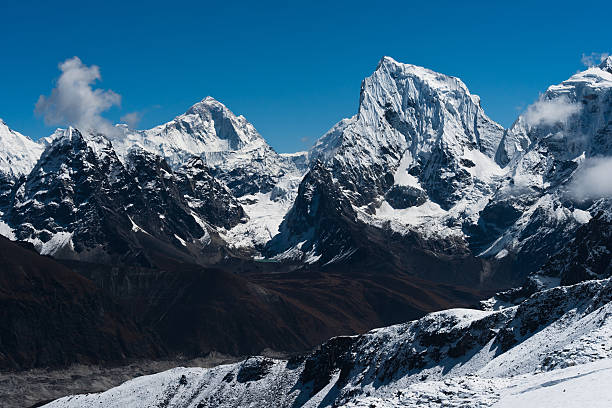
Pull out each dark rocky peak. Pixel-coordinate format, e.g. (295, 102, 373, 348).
(599, 55, 612, 74)
(175, 157, 247, 230)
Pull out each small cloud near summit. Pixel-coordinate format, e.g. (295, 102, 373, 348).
(120, 112, 143, 128)
(523, 95, 581, 127)
(581, 52, 610, 67)
(35, 56, 121, 136)
(569, 157, 612, 200)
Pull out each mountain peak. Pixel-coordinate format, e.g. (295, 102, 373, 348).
(377, 55, 399, 67)
(187, 96, 229, 115)
(0, 119, 44, 177)
(599, 55, 612, 73)
(202, 95, 221, 104)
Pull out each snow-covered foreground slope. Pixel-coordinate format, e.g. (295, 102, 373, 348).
(344, 358, 612, 407)
(44, 277, 612, 407)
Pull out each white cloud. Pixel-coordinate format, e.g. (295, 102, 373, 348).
(35, 56, 121, 136)
(581, 52, 610, 67)
(120, 111, 143, 128)
(523, 96, 581, 128)
(569, 157, 612, 200)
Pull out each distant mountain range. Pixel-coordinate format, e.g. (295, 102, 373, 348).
(1, 56, 611, 407)
(3, 56, 611, 285)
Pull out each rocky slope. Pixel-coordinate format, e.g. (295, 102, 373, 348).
(0, 235, 162, 370)
(43, 275, 612, 407)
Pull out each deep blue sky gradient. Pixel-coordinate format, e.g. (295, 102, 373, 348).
(1, 0, 610, 152)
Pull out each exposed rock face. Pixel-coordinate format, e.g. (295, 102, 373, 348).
(0, 236, 161, 370)
(269, 57, 507, 282)
(175, 157, 247, 229)
(4, 128, 245, 266)
(384, 185, 428, 209)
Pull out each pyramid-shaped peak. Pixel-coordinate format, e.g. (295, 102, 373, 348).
(598, 55, 612, 73)
(187, 96, 230, 114)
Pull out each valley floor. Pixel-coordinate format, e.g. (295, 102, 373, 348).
(0, 354, 246, 408)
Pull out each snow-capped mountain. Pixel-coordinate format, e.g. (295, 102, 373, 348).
(0, 119, 45, 237)
(268, 56, 507, 272)
(109, 97, 307, 249)
(1, 56, 610, 283)
(3, 127, 245, 265)
(473, 56, 612, 274)
(43, 275, 612, 407)
(0, 118, 44, 178)
(268, 56, 612, 285)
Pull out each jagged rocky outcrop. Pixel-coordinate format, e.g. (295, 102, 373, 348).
(3, 128, 246, 266)
(536, 199, 612, 286)
(491, 197, 612, 306)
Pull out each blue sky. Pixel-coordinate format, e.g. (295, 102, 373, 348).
(0, 0, 610, 152)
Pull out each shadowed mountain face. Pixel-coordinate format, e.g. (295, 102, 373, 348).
(0, 232, 483, 370)
(0, 236, 162, 370)
(62, 257, 484, 357)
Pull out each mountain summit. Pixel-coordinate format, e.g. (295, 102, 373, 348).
(269, 56, 506, 276)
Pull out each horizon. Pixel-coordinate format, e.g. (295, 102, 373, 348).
(1, 0, 611, 153)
